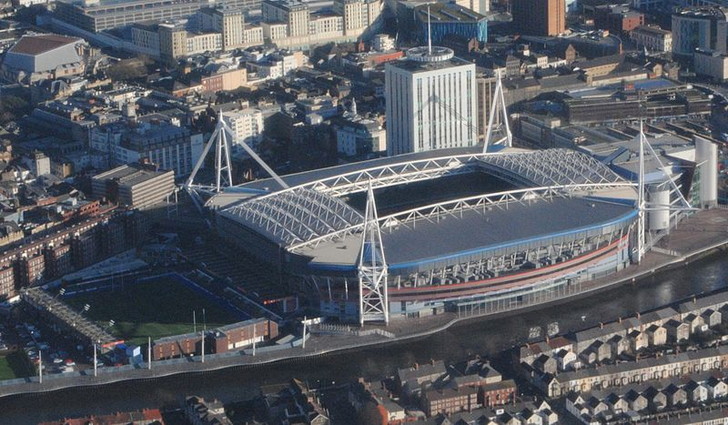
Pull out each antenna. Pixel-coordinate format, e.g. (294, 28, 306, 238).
(427, 4, 432, 55)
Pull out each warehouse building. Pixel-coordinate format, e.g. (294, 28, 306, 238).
(0, 34, 89, 83)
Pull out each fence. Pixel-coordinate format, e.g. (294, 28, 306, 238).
(310, 324, 395, 339)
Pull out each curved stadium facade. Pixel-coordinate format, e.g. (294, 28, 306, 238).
(208, 148, 640, 321)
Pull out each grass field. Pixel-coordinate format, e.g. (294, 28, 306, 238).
(64, 276, 240, 346)
(0, 352, 33, 380)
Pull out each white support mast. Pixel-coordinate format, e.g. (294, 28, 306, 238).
(483, 73, 512, 153)
(634, 122, 694, 264)
(427, 5, 432, 55)
(636, 121, 646, 264)
(358, 182, 389, 326)
(186, 112, 233, 192)
(184, 112, 289, 210)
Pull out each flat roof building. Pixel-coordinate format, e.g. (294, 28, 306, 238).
(672, 7, 728, 56)
(413, 3, 487, 45)
(91, 164, 175, 210)
(262, 0, 310, 37)
(512, 0, 565, 36)
(385, 46, 477, 155)
(1, 34, 88, 83)
(54, 0, 257, 33)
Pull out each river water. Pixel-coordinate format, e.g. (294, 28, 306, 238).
(1, 253, 727, 424)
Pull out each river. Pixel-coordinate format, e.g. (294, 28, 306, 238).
(1, 252, 727, 424)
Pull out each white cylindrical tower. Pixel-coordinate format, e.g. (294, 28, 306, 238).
(695, 135, 718, 208)
(648, 184, 670, 231)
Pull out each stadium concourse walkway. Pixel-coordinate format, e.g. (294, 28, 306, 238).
(0, 209, 728, 397)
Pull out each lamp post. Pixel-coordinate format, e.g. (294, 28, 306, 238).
(148, 336, 152, 371)
(302, 316, 307, 350)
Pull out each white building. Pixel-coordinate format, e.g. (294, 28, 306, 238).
(260, 0, 381, 47)
(631, 25, 672, 52)
(261, 22, 289, 42)
(694, 49, 728, 81)
(244, 25, 265, 45)
(186, 32, 223, 55)
(372, 33, 395, 52)
(454, 0, 489, 14)
(335, 115, 386, 156)
(672, 7, 728, 56)
(198, 8, 245, 50)
(16, 0, 51, 6)
(310, 15, 344, 41)
(385, 46, 477, 155)
(22, 152, 52, 177)
(333, 0, 381, 37)
(262, 0, 310, 37)
(222, 108, 264, 150)
(89, 119, 203, 177)
(244, 49, 308, 80)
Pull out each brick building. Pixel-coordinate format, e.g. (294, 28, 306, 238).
(211, 318, 279, 353)
(480, 380, 517, 407)
(153, 332, 202, 360)
(153, 318, 279, 360)
(595, 5, 645, 35)
(423, 386, 479, 417)
(0, 211, 148, 301)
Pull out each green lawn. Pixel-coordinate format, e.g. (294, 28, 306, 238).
(64, 276, 240, 346)
(0, 351, 33, 380)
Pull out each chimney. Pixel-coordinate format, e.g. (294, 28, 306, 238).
(618, 317, 622, 323)
(637, 312, 641, 319)
(546, 335, 550, 343)
(600, 322, 604, 329)
(414, 362, 419, 370)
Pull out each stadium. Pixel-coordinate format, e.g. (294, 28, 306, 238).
(205, 147, 648, 323)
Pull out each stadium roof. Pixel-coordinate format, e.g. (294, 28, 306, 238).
(214, 149, 632, 252)
(225, 146, 485, 194)
(298, 196, 635, 273)
(218, 187, 363, 246)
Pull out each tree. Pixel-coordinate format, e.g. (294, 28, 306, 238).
(356, 401, 385, 425)
(0, 95, 30, 125)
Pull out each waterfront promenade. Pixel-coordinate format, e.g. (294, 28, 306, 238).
(0, 209, 727, 398)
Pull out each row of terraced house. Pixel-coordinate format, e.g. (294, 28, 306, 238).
(0, 210, 148, 301)
(519, 291, 728, 375)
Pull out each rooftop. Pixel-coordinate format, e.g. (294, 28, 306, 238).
(415, 2, 486, 23)
(388, 49, 473, 72)
(92, 164, 173, 186)
(8, 34, 82, 56)
(299, 196, 635, 271)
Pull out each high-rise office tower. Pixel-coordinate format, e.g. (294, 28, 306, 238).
(385, 44, 477, 156)
(511, 0, 565, 36)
